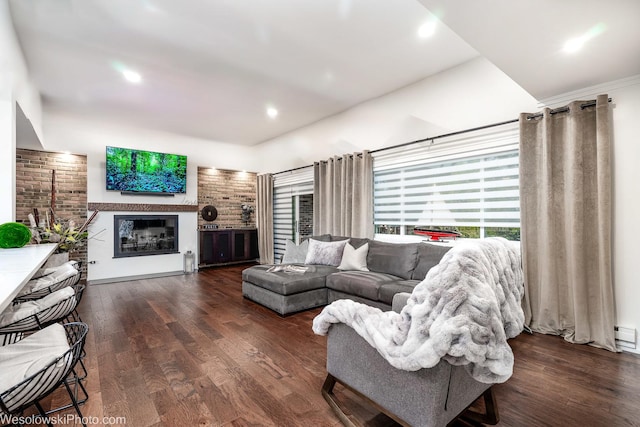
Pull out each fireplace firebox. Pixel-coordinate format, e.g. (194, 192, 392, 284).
(114, 215, 179, 258)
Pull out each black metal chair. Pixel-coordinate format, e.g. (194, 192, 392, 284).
(0, 285, 88, 381)
(13, 262, 82, 303)
(0, 322, 89, 427)
(0, 285, 85, 335)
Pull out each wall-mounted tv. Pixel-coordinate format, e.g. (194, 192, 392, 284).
(106, 146, 187, 194)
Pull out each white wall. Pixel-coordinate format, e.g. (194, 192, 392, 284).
(0, 99, 14, 224)
(254, 58, 540, 172)
(0, 2, 43, 223)
(43, 110, 259, 282)
(610, 79, 640, 353)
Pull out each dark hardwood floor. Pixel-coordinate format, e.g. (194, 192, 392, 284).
(38, 265, 640, 426)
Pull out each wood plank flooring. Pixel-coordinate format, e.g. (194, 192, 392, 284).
(35, 265, 640, 426)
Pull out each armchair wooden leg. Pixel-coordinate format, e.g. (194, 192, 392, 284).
(457, 387, 500, 426)
(321, 374, 358, 427)
(321, 373, 413, 427)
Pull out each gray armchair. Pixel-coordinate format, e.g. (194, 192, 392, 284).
(321, 293, 499, 427)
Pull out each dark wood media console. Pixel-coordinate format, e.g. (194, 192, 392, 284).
(199, 228, 259, 268)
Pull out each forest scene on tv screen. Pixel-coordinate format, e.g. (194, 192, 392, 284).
(106, 146, 187, 193)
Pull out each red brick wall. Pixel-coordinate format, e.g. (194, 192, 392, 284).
(197, 167, 257, 229)
(16, 149, 88, 273)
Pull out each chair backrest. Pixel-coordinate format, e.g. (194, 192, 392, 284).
(14, 267, 81, 302)
(0, 285, 85, 334)
(0, 322, 88, 415)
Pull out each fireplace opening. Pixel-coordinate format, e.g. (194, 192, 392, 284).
(114, 214, 179, 258)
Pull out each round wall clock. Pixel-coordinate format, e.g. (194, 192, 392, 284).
(201, 205, 218, 222)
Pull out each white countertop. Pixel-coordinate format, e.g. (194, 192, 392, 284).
(0, 243, 58, 313)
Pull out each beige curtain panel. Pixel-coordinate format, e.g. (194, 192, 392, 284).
(519, 94, 616, 351)
(313, 151, 374, 238)
(256, 173, 275, 264)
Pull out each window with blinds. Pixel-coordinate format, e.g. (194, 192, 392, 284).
(373, 124, 520, 240)
(273, 167, 314, 262)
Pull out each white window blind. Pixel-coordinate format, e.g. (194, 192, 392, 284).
(273, 167, 314, 261)
(373, 124, 520, 238)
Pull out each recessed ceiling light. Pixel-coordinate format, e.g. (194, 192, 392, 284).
(266, 107, 278, 119)
(122, 69, 142, 84)
(418, 21, 436, 38)
(563, 36, 586, 53)
(110, 61, 143, 84)
(563, 23, 606, 54)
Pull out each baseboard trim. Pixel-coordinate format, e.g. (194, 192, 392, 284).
(88, 270, 185, 285)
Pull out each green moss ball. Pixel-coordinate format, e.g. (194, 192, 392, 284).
(0, 222, 32, 249)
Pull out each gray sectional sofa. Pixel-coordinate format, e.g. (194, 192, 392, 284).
(241, 235, 452, 315)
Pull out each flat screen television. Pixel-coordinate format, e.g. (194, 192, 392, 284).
(106, 146, 187, 194)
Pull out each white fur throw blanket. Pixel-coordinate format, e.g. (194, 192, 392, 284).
(312, 237, 525, 384)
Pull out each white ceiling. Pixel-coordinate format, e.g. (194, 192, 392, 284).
(418, 0, 640, 100)
(9, 0, 479, 145)
(9, 0, 640, 146)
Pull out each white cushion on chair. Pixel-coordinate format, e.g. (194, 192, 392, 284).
(32, 260, 79, 280)
(0, 287, 75, 328)
(0, 323, 70, 395)
(18, 262, 78, 296)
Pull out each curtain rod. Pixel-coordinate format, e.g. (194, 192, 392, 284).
(371, 98, 611, 154)
(369, 118, 519, 154)
(272, 164, 314, 176)
(525, 97, 611, 120)
(272, 154, 363, 176)
(272, 119, 517, 176)
(273, 97, 611, 175)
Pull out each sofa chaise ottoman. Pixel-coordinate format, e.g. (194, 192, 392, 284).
(241, 264, 337, 316)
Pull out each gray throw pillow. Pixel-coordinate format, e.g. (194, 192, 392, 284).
(305, 239, 349, 266)
(282, 239, 309, 264)
(411, 243, 453, 280)
(367, 240, 420, 279)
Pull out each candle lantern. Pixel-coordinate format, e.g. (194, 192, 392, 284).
(183, 250, 195, 273)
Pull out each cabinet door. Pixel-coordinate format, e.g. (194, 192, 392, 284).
(199, 231, 215, 265)
(212, 231, 232, 263)
(232, 230, 247, 261)
(249, 229, 259, 260)
(231, 229, 259, 261)
(199, 231, 232, 265)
